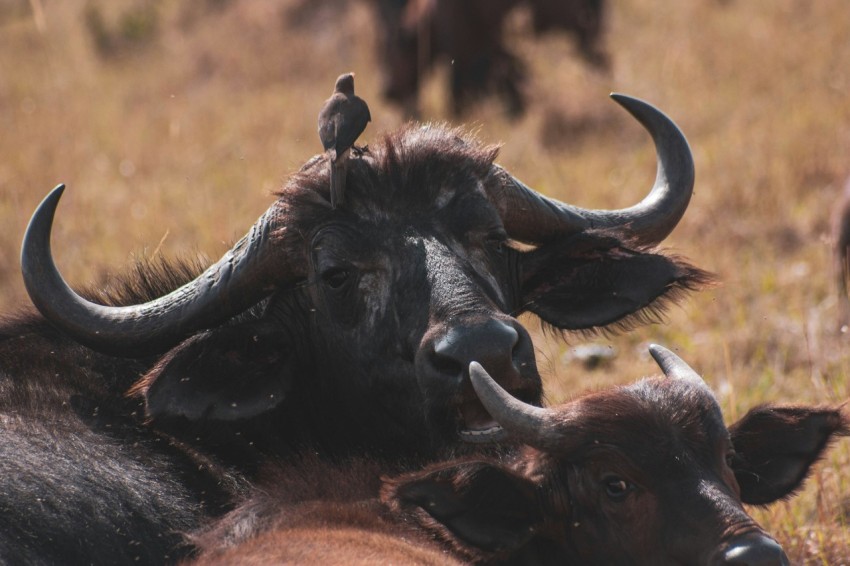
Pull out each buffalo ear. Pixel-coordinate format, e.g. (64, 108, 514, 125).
(132, 320, 293, 422)
(729, 405, 849, 505)
(382, 460, 542, 558)
(519, 233, 712, 331)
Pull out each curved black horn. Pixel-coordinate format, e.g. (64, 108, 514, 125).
(488, 93, 694, 246)
(468, 361, 563, 448)
(21, 184, 285, 357)
(648, 344, 707, 386)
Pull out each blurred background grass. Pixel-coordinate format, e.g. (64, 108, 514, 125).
(1, 0, 849, 561)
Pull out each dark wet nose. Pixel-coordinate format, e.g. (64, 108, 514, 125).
(716, 534, 789, 566)
(430, 319, 533, 385)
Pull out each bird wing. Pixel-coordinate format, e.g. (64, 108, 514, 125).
(333, 98, 371, 154)
(318, 118, 338, 153)
(318, 95, 345, 152)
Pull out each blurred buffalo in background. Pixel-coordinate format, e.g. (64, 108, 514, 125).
(371, 0, 608, 117)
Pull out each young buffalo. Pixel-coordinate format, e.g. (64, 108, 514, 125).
(191, 345, 847, 565)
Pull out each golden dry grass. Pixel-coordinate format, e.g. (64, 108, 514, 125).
(1, 0, 849, 561)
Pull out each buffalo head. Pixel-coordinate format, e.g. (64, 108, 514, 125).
(385, 345, 848, 565)
(21, 95, 711, 465)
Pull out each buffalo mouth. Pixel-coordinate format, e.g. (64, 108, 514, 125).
(457, 387, 538, 444)
(458, 398, 506, 443)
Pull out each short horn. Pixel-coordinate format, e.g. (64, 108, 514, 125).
(21, 184, 286, 358)
(468, 361, 562, 447)
(488, 93, 694, 247)
(648, 344, 706, 385)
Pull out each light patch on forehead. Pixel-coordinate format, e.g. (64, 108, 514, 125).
(433, 184, 457, 210)
(434, 178, 486, 211)
(359, 271, 391, 327)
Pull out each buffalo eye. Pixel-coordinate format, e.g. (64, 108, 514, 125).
(602, 475, 634, 502)
(725, 449, 736, 469)
(486, 230, 509, 255)
(321, 267, 352, 290)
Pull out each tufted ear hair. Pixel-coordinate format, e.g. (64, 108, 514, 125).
(729, 404, 849, 505)
(130, 319, 294, 423)
(381, 459, 543, 561)
(518, 232, 714, 333)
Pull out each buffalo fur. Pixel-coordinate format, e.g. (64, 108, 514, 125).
(188, 456, 466, 565)
(0, 257, 246, 564)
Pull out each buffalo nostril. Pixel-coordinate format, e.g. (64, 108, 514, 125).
(720, 535, 789, 566)
(431, 345, 465, 380)
(432, 320, 520, 381)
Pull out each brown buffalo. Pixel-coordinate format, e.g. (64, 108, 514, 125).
(190, 345, 847, 565)
(373, 0, 608, 118)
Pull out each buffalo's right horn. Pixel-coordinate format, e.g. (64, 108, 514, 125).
(468, 361, 563, 449)
(648, 344, 708, 388)
(21, 184, 288, 358)
(487, 93, 694, 247)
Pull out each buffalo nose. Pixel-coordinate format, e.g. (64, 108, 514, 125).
(431, 319, 529, 384)
(717, 534, 789, 566)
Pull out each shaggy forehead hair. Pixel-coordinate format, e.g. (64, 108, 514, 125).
(279, 123, 502, 216)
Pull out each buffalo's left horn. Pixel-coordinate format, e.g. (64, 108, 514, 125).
(648, 344, 707, 386)
(468, 361, 563, 448)
(21, 184, 287, 357)
(487, 93, 694, 247)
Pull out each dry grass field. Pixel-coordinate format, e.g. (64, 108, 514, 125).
(1, 0, 849, 561)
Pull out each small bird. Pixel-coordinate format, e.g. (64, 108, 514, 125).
(317, 73, 371, 208)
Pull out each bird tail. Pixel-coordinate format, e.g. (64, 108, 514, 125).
(330, 158, 347, 208)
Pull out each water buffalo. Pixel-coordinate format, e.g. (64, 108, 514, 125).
(3, 94, 708, 562)
(373, 0, 607, 117)
(190, 346, 847, 565)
